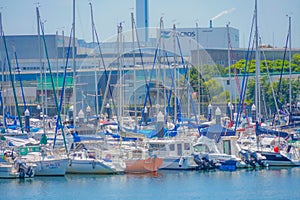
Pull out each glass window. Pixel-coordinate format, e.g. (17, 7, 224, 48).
(169, 144, 175, 151)
(184, 143, 190, 150)
(223, 140, 231, 155)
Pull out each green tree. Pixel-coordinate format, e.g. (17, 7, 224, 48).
(292, 53, 300, 66)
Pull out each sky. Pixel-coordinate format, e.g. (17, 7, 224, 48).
(1, 0, 299, 48)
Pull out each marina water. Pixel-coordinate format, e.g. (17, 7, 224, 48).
(1, 167, 300, 199)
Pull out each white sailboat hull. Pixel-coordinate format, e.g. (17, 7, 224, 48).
(33, 158, 68, 176)
(66, 158, 125, 174)
(159, 156, 197, 170)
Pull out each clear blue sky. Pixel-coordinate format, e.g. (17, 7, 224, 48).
(1, 0, 299, 48)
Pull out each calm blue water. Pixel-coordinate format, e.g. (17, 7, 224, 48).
(1, 167, 300, 200)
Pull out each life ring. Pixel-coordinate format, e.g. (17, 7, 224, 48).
(105, 154, 112, 160)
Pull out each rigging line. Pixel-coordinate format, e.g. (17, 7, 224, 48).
(176, 35, 199, 127)
(0, 90, 7, 128)
(260, 40, 280, 121)
(234, 13, 255, 132)
(2, 33, 24, 133)
(141, 41, 160, 120)
(133, 21, 152, 108)
(235, 17, 255, 130)
(0, 58, 6, 128)
(272, 31, 289, 125)
(228, 27, 242, 95)
(93, 27, 111, 115)
(240, 39, 255, 126)
(228, 23, 252, 125)
(53, 27, 73, 149)
(14, 51, 27, 111)
(165, 51, 176, 122)
(94, 25, 120, 129)
(39, 13, 67, 153)
(94, 33, 114, 116)
(0, 57, 6, 90)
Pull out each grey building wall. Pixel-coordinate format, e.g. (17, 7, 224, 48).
(5, 35, 56, 59)
(2, 35, 76, 60)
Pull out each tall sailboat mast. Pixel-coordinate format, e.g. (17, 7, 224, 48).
(227, 22, 232, 104)
(288, 16, 292, 112)
(89, 2, 99, 117)
(0, 12, 5, 122)
(173, 24, 177, 123)
(131, 12, 137, 125)
(254, 0, 261, 122)
(72, 0, 77, 128)
(117, 22, 123, 123)
(36, 7, 45, 132)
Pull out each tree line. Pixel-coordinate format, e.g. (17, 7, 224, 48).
(188, 54, 300, 117)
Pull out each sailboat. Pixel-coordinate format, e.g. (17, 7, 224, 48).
(15, 7, 70, 177)
(64, 2, 126, 174)
(66, 144, 126, 174)
(241, 0, 300, 167)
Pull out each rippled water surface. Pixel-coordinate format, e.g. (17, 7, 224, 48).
(1, 167, 300, 200)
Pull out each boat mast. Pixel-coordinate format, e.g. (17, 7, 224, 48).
(227, 22, 232, 105)
(288, 16, 292, 113)
(36, 7, 45, 132)
(0, 12, 5, 124)
(173, 24, 177, 123)
(117, 22, 123, 124)
(161, 17, 167, 118)
(254, 0, 261, 123)
(72, 0, 77, 128)
(196, 22, 201, 117)
(89, 2, 99, 118)
(131, 12, 137, 126)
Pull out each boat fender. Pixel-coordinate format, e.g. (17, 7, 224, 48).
(69, 160, 72, 167)
(179, 156, 184, 167)
(274, 146, 279, 153)
(106, 154, 112, 160)
(92, 160, 96, 169)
